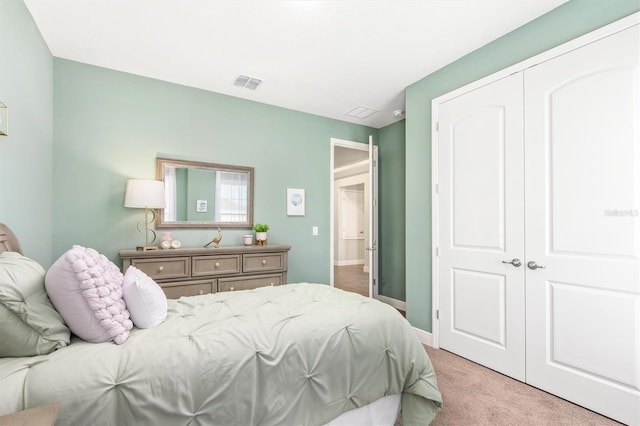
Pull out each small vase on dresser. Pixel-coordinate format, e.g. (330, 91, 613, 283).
(255, 232, 267, 245)
(252, 223, 270, 246)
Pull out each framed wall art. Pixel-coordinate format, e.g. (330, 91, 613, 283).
(287, 188, 305, 216)
(196, 200, 208, 213)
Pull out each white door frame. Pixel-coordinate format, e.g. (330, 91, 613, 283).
(367, 135, 379, 299)
(431, 11, 640, 349)
(330, 137, 378, 298)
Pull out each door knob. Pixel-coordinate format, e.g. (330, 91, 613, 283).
(527, 261, 546, 270)
(501, 258, 521, 267)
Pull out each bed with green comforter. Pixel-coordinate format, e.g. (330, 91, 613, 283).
(0, 283, 442, 425)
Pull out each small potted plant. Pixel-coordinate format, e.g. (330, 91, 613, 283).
(253, 223, 270, 246)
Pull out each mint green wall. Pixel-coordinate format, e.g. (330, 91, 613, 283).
(377, 119, 406, 301)
(405, 0, 640, 332)
(0, 0, 53, 266)
(53, 59, 375, 282)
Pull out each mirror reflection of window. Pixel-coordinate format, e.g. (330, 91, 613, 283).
(215, 171, 248, 222)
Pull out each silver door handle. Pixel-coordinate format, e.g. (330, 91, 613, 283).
(501, 258, 521, 267)
(527, 261, 545, 270)
(366, 247, 377, 251)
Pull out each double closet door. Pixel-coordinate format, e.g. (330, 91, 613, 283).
(435, 22, 639, 425)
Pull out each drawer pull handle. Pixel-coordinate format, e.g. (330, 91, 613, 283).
(262, 259, 267, 265)
(158, 266, 164, 272)
(230, 287, 235, 291)
(270, 283, 274, 286)
(215, 262, 220, 268)
(198, 290, 204, 295)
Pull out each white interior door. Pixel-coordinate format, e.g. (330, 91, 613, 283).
(436, 72, 526, 380)
(524, 25, 640, 425)
(340, 188, 364, 241)
(330, 137, 378, 299)
(368, 135, 379, 298)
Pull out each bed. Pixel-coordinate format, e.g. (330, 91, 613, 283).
(0, 223, 442, 425)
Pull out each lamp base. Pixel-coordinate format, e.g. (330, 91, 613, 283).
(136, 245, 159, 251)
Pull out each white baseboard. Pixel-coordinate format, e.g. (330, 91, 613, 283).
(377, 295, 406, 311)
(413, 327, 433, 347)
(334, 260, 365, 266)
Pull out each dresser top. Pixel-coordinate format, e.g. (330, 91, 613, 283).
(120, 244, 291, 259)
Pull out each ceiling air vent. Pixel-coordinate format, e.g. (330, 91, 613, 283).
(234, 75, 262, 90)
(345, 105, 378, 119)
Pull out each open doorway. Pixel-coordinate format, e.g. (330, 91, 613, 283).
(330, 138, 378, 298)
(335, 181, 367, 296)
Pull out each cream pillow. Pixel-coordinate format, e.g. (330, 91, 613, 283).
(45, 246, 133, 344)
(122, 266, 167, 328)
(0, 252, 70, 357)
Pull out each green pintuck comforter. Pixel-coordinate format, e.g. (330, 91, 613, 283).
(0, 283, 442, 425)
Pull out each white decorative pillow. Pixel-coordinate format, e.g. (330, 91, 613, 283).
(122, 266, 167, 328)
(45, 246, 133, 344)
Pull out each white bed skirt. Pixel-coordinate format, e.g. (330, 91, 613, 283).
(324, 394, 401, 426)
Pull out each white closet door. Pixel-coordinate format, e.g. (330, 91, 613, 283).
(437, 72, 526, 380)
(524, 25, 640, 425)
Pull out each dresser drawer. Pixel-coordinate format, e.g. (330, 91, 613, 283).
(131, 257, 190, 280)
(243, 253, 285, 273)
(192, 255, 241, 277)
(160, 280, 215, 299)
(218, 274, 283, 292)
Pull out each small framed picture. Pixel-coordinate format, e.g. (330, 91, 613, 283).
(196, 200, 208, 213)
(0, 102, 8, 136)
(287, 188, 305, 216)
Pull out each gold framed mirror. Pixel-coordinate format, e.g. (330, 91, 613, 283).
(156, 157, 254, 229)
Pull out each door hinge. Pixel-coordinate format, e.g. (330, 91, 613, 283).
(435, 246, 439, 256)
(436, 122, 439, 132)
(435, 183, 439, 194)
(436, 309, 440, 320)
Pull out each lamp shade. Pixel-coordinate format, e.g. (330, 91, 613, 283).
(124, 179, 166, 209)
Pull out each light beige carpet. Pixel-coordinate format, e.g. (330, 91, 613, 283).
(423, 346, 621, 425)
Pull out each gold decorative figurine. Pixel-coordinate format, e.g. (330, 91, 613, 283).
(204, 227, 222, 248)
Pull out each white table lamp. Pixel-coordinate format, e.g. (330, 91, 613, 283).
(124, 179, 166, 251)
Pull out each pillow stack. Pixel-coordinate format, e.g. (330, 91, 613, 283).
(0, 252, 70, 357)
(1, 244, 168, 353)
(45, 245, 168, 346)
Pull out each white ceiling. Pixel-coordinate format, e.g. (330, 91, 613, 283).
(24, 0, 568, 129)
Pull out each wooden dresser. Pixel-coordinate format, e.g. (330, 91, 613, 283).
(120, 245, 290, 298)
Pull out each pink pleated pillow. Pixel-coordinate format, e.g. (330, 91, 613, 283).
(45, 246, 133, 344)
